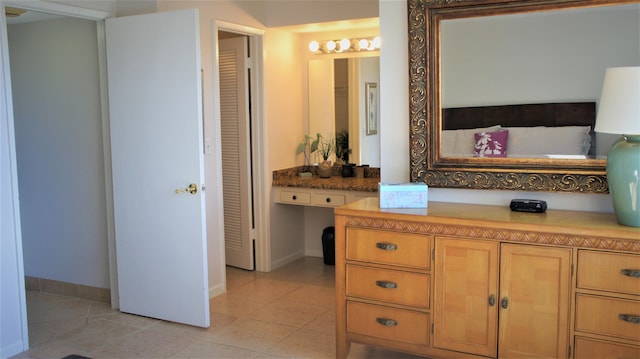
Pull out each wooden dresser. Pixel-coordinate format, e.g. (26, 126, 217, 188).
(334, 198, 640, 359)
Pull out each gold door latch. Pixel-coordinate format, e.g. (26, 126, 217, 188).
(175, 183, 198, 195)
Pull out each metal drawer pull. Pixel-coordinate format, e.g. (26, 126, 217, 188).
(376, 318, 398, 327)
(618, 314, 640, 324)
(376, 280, 398, 289)
(620, 269, 640, 278)
(488, 295, 495, 306)
(375, 242, 398, 251)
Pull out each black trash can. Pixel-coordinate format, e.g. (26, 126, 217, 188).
(321, 226, 335, 265)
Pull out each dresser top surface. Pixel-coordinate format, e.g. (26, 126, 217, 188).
(335, 198, 640, 241)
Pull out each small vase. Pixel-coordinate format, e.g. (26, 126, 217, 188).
(317, 161, 332, 178)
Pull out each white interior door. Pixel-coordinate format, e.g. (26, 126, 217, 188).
(106, 9, 209, 327)
(219, 36, 254, 270)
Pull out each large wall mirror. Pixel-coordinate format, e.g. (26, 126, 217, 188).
(308, 55, 380, 167)
(408, 0, 639, 193)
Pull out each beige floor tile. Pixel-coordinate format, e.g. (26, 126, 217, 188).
(27, 297, 90, 324)
(172, 339, 264, 358)
(90, 327, 191, 358)
(53, 318, 141, 353)
(209, 292, 272, 318)
(91, 311, 160, 329)
(302, 308, 335, 335)
(13, 342, 91, 359)
(229, 278, 303, 302)
(226, 266, 263, 290)
(268, 327, 335, 359)
(285, 284, 335, 308)
(207, 318, 297, 353)
(348, 342, 426, 359)
(250, 298, 328, 327)
(27, 317, 87, 347)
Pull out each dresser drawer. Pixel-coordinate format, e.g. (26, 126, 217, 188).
(278, 190, 311, 205)
(346, 265, 430, 308)
(311, 193, 346, 207)
(574, 337, 640, 359)
(575, 294, 640, 341)
(346, 228, 431, 269)
(578, 251, 640, 296)
(347, 301, 429, 346)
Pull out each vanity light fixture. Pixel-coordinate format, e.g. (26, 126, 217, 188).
(308, 36, 381, 54)
(594, 66, 640, 227)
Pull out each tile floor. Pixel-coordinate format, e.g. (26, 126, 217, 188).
(11, 257, 422, 359)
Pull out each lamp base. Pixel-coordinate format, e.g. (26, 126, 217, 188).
(607, 135, 640, 227)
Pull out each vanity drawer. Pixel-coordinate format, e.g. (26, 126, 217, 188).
(346, 265, 429, 308)
(574, 337, 640, 359)
(575, 294, 640, 341)
(278, 190, 311, 205)
(311, 193, 346, 207)
(347, 301, 429, 346)
(578, 251, 640, 296)
(346, 228, 431, 269)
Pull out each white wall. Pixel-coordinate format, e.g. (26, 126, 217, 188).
(8, 18, 109, 288)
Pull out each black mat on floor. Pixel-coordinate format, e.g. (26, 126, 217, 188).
(61, 355, 91, 359)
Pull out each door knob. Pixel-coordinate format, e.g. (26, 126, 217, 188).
(175, 183, 198, 195)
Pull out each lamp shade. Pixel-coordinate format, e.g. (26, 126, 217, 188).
(594, 67, 640, 135)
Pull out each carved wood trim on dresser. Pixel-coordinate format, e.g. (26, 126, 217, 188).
(334, 198, 640, 359)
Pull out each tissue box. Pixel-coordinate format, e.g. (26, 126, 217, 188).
(379, 182, 428, 208)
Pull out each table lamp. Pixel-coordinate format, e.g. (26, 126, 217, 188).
(594, 66, 640, 227)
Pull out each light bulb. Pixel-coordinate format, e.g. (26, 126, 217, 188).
(358, 39, 368, 51)
(308, 40, 320, 53)
(372, 36, 381, 49)
(339, 38, 351, 52)
(326, 40, 336, 52)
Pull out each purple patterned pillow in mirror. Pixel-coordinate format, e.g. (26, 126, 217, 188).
(474, 130, 509, 158)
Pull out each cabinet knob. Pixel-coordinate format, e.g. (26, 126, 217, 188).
(620, 269, 640, 278)
(292, 195, 297, 200)
(501, 297, 509, 309)
(326, 197, 331, 203)
(376, 280, 398, 289)
(488, 295, 496, 306)
(376, 317, 398, 327)
(375, 242, 398, 251)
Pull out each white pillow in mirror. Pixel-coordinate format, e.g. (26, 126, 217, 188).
(442, 125, 501, 157)
(505, 126, 591, 156)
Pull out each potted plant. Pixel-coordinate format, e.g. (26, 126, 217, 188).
(312, 133, 334, 178)
(335, 130, 349, 164)
(296, 133, 316, 176)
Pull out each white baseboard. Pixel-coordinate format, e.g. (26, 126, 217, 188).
(304, 249, 323, 258)
(209, 283, 225, 298)
(270, 251, 305, 271)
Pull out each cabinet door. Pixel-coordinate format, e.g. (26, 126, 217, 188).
(434, 237, 499, 357)
(499, 244, 572, 359)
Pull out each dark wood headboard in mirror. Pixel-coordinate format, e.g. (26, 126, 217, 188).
(407, 0, 638, 193)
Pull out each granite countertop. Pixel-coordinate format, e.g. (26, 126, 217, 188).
(272, 166, 379, 192)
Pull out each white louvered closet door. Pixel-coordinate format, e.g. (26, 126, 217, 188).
(219, 36, 254, 270)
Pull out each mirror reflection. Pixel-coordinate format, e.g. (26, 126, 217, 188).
(308, 56, 380, 167)
(439, 3, 639, 160)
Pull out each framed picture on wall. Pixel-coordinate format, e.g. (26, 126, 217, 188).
(366, 82, 378, 135)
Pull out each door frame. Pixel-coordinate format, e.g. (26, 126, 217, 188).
(212, 20, 271, 272)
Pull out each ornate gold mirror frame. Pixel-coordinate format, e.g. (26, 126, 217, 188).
(408, 0, 636, 193)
